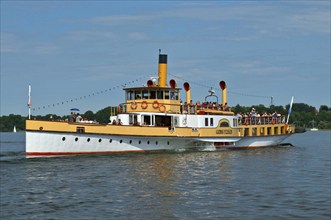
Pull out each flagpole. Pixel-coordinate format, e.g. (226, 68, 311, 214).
(286, 96, 294, 124)
(28, 85, 31, 119)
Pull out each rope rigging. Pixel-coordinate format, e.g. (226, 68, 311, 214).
(31, 75, 148, 111)
(168, 72, 272, 99)
(32, 72, 274, 112)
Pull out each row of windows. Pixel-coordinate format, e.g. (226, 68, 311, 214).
(205, 118, 214, 127)
(61, 137, 170, 145)
(204, 119, 235, 127)
(126, 89, 179, 101)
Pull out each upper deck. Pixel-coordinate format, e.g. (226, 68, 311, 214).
(119, 53, 234, 116)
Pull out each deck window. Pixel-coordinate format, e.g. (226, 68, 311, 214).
(170, 90, 175, 100)
(210, 118, 214, 126)
(155, 115, 171, 126)
(76, 127, 85, 133)
(157, 90, 164, 99)
(135, 90, 142, 100)
(150, 90, 156, 99)
(142, 90, 149, 99)
(205, 118, 209, 126)
(220, 121, 229, 127)
(129, 114, 133, 125)
(165, 91, 170, 99)
(142, 115, 151, 125)
(127, 91, 134, 100)
(233, 119, 238, 127)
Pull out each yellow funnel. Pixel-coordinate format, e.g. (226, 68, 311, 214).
(158, 54, 167, 87)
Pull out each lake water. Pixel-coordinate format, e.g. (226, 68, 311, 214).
(0, 131, 330, 219)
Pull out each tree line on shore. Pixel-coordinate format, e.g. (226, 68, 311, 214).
(0, 103, 330, 132)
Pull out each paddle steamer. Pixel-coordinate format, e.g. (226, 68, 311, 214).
(26, 53, 295, 156)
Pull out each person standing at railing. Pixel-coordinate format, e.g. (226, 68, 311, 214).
(196, 101, 201, 111)
(76, 113, 82, 122)
(250, 108, 256, 124)
(223, 103, 229, 111)
(190, 100, 195, 114)
(256, 112, 261, 124)
(277, 113, 282, 123)
(183, 102, 188, 114)
(272, 111, 277, 124)
(236, 112, 243, 125)
(69, 112, 75, 123)
(218, 103, 223, 111)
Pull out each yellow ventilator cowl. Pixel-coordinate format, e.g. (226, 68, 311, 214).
(219, 81, 227, 106)
(169, 79, 177, 88)
(184, 82, 191, 104)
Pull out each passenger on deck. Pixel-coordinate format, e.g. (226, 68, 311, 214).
(212, 102, 216, 110)
(201, 102, 207, 109)
(76, 113, 82, 122)
(196, 101, 201, 110)
(223, 103, 229, 111)
(256, 112, 261, 124)
(236, 112, 242, 125)
(183, 102, 188, 114)
(69, 112, 75, 123)
(190, 100, 195, 114)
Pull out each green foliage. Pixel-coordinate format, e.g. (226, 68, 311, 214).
(0, 114, 26, 132)
(319, 105, 330, 112)
(83, 110, 95, 121)
(95, 107, 112, 124)
(1, 104, 330, 131)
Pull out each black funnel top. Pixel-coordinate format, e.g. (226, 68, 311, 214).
(159, 54, 167, 64)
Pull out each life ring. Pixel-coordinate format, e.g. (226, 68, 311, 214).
(131, 102, 137, 110)
(159, 105, 166, 113)
(141, 101, 148, 109)
(152, 100, 159, 109)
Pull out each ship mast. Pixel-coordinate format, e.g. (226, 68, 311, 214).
(28, 85, 32, 119)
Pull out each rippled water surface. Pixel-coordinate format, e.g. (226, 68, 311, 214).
(1, 131, 330, 219)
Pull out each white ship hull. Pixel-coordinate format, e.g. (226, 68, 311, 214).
(26, 131, 291, 156)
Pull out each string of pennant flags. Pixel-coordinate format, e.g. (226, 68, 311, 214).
(30, 72, 273, 112)
(30, 75, 151, 112)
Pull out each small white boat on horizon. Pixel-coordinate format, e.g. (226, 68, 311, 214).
(310, 120, 318, 131)
(13, 126, 17, 133)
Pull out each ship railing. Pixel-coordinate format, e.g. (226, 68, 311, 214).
(118, 102, 233, 115)
(239, 116, 286, 126)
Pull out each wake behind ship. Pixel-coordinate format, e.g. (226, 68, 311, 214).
(26, 53, 295, 156)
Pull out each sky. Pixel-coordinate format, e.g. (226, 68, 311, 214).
(1, 1, 330, 117)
